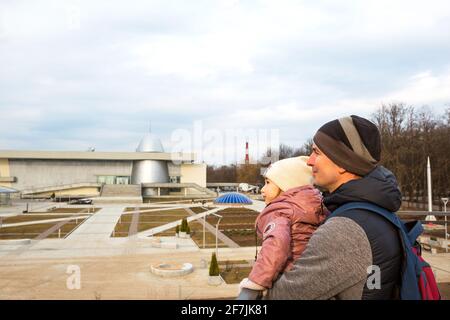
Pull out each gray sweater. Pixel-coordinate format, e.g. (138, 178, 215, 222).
(264, 216, 373, 300)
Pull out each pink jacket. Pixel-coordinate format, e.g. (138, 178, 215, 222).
(248, 185, 328, 288)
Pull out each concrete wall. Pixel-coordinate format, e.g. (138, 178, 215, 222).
(0, 159, 11, 187)
(167, 163, 181, 178)
(34, 187, 100, 197)
(9, 159, 133, 190)
(180, 163, 206, 188)
(180, 163, 207, 194)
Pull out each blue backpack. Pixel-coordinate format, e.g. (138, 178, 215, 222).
(329, 202, 441, 300)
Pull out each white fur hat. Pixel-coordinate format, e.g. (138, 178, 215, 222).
(263, 156, 312, 191)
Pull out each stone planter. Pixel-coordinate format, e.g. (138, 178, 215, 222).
(179, 232, 191, 238)
(151, 263, 194, 277)
(208, 275, 222, 286)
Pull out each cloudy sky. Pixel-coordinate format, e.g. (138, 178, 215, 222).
(1, 0, 449, 164)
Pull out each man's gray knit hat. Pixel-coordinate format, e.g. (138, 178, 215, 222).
(313, 115, 381, 176)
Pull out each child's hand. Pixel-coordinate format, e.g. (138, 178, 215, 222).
(238, 278, 266, 295)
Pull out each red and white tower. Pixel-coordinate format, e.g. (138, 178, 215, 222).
(245, 140, 250, 165)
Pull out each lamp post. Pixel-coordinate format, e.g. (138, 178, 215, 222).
(203, 214, 205, 249)
(426, 157, 436, 221)
(208, 212, 223, 257)
(442, 198, 448, 253)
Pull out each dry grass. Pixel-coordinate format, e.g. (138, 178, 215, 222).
(47, 218, 88, 238)
(111, 213, 133, 237)
(123, 207, 162, 212)
(1, 215, 80, 224)
(220, 266, 253, 284)
(112, 208, 190, 237)
(189, 207, 209, 214)
(0, 223, 59, 239)
(218, 260, 250, 266)
(110, 206, 259, 248)
(151, 221, 228, 249)
(223, 230, 262, 247)
(138, 209, 189, 233)
(203, 207, 260, 247)
(188, 221, 227, 248)
(144, 197, 196, 203)
(0, 215, 90, 240)
(46, 207, 100, 214)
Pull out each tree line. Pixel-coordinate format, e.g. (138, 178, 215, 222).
(372, 103, 449, 209)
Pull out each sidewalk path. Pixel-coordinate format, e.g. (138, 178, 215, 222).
(66, 206, 125, 241)
(128, 206, 140, 236)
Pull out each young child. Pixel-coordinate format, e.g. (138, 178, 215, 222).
(239, 156, 328, 293)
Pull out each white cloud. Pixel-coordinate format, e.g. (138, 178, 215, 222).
(131, 33, 255, 79)
(383, 69, 450, 105)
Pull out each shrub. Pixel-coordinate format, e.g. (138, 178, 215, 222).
(186, 224, 191, 234)
(209, 253, 220, 276)
(175, 225, 179, 234)
(180, 218, 188, 232)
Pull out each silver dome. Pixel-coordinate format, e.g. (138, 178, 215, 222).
(136, 133, 164, 153)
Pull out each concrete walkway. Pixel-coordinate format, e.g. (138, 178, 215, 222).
(66, 206, 125, 241)
(128, 206, 140, 236)
(184, 207, 240, 248)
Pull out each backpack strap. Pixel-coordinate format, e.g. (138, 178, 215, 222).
(329, 202, 423, 245)
(404, 220, 424, 245)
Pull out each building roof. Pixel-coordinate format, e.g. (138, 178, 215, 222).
(0, 186, 18, 193)
(214, 192, 253, 205)
(136, 133, 165, 152)
(0, 150, 195, 162)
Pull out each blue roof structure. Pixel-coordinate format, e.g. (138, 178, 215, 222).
(214, 192, 253, 205)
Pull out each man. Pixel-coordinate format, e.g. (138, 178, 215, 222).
(265, 115, 403, 300)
